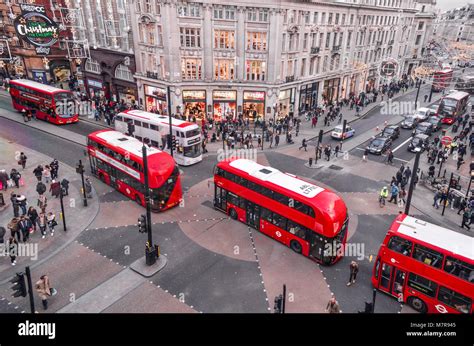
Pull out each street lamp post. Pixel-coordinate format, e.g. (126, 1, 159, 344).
(166, 86, 174, 158)
(340, 119, 347, 150)
(405, 149, 421, 215)
(76, 160, 87, 207)
(59, 187, 66, 232)
(142, 144, 157, 266)
(414, 78, 421, 108)
(442, 172, 455, 216)
(315, 129, 324, 164)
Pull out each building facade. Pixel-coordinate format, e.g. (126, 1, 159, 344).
(434, 4, 474, 45)
(130, 0, 432, 120)
(0, 0, 75, 84)
(69, 0, 137, 102)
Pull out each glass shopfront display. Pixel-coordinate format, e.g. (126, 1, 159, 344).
(183, 90, 206, 121)
(366, 69, 377, 92)
(243, 91, 265, 121)
(213, 90, 237, 121)
(278, 88, 295, 117)
(145, 85, 167, 114)
(323, 78, 341, 103)
(299, 82, 319, 112)
(87, 78, 104, 98)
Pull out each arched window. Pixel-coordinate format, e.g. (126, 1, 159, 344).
(115, 63, 134, 81)
(85, 58, 101, 74)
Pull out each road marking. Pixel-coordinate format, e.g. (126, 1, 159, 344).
(392, 137, 412, 152)
(354, 147, 409, 163)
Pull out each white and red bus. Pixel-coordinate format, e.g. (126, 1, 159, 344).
(87, 130, 183, 212)
(432, 69, 453, 92)
(114, 110, 202, 166)
(438, 91, 470, 124)
(372, 214, 474, 314)
(9, 79, 79, 124)
(214, 158, 348, 265)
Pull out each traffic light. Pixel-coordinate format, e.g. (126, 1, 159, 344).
(138, 214, 147, 233)
(127, 122, 135, 136)
(10, 272, 27, 298)
(274, 294, 283, 313)
(75, 163, 84, 174)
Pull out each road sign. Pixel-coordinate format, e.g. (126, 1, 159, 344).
(441, 136, 452, 147)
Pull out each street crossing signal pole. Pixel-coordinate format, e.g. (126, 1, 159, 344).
(282, 284, 286, 313)
(340, 119, 347, 150)
(25, 266, 35, 313)
(315, 129, 324, 164)
(76, 160, 87, 207)
(414, 78, 421, 109)
(142, 144, 157, 266)
(405, 149, 421, 215)
(167, 86, 174, 158)
(59, 187, 66, 232)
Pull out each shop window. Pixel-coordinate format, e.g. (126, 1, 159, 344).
(115, 64, 134, 82)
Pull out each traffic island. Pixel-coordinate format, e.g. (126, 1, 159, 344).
(130, 255, 168, 278)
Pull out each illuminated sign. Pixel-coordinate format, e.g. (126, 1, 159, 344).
(182, 90, 206, 100)
(14, 4, 60, 56)
(145, 85, 166, 100)
(213, 90, 237, 100)
(244, 91, 265, 101)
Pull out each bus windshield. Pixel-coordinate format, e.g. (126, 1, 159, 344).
(442, 99, 457, 108)
(185, 128, 201, 138)
(184, 143, 201, 158)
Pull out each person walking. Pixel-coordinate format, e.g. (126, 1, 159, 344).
(299, 138, 307, 151)
(10, 169, 21, 188)
(47, 212, 57, 236)
(326, 297, 341, 313)
(33, 165, 43, 182)
(50, 180, 61, 198)
(37, 212, 47, 239)
(7, 217, 21, 243)
(347, 261, 359, 286)
(387, 150, 394, 165)
(85, 178, 93, 198)
(433, 189, 441, 209)
(50, 159, 59, 180)
(35, 275, 52, 310)
(388, 183, 399, 204)
(275, 134, 280, 147)
(324, 145, 332, 161)
(460, 208, 471, 230)
(37, 194, 47, 213)
(457, 156, 464, 171)
(36, 181, 46, 196)
(403, 166, 411, 182)
(18, 152, 27, 170)
(334, 144, 340, 158)
(27, 206, 38, 233)
(16, 195, 27, 216)
(42, 165, 51, 184)
(10, 192, 19, 217)
(18, 216, 31, 243)
(8, 237, 18, 266)
(363, 148, 369, 162)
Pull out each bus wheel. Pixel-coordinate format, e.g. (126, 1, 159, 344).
(135, 195, 143, 206)
(407, 296, 427, 313)
(229, 208, 238, 220)
(290, 240, 302, 254)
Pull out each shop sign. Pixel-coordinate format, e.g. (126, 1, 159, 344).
(14, 4, 60, 56)
(279, 89, 291, 100)
(243, 91, 265, 101)
(213, 90, 236, 101)
(87, 79, 103, 89)
(183, 90, 206, 100)
(145, 85, 166, 100)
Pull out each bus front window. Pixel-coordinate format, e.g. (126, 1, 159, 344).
(185, 129, 201, 138)
(183, 143, 201, 158)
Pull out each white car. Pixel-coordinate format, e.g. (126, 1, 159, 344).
(413, 107, 431, 121)
(331, 124, 355, 139)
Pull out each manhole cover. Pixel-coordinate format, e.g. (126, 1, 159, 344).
(329, 165, 343, 170)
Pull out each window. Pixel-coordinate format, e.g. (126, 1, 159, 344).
(144, 0, 152, 13)
(346, 32, 352, 48)
(313, 12, 318, 24)
(418, 22, 424, 30)
(246, 60, 266, 81)
(413, 244, 443, 268)
(177, 3, 201, 17)
(85, 58, 101, 74)
(335, 13, 339, 25)
(321, 12, 326, 25)
(350, 14, 354, 25)
(214, 59, 235, 80)
(261, 208, 272, 222)
(300, 58, 306, 77)
(304, 12, 310, 24)
(139, 23, 156, 45)
(303, 33, 308, 50)
(115, 64, 134, 81)
(388, 236, 413, 256)
(214, 30, 235, 49)
(282, 33, 286, 52)
(415, 34, 422, 45)
(181, 58, 202, 80)
(157, 26, 163, 46)
(273, 192, 289, 205)
(247, 32, 267, 51)
(287, 220, 309, 240)
(341, 14, 346, 25)
(444, 256, 473, 282)
(214, 6, 236, 20)
(272, 213, 287, 230)
(407, 273, 438, 297)
(247, 8, 269, 22)
(437, 287, 471, 314)
(227, 192, 239, 206)
(180, 27, 201, 48)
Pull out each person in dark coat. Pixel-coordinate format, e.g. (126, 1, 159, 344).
(19, 152, 27, 170)
(36, 181, 47, 196)
(0, 226, 6, 245)
(49, 180, 61, 198)
(10, 169, 21, 188)
(10, 192, 19, 217)
(27, 206, 38, 232)
(60, 178, 69, 196)
(33, 165, 43, 182)
(347, 261, 359, 286)
(50, 159, 59, 180)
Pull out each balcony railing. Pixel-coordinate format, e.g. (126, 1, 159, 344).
(146, 71, 159, 80)
(286, 76, 295, 83)
(310, 47, 320, 55)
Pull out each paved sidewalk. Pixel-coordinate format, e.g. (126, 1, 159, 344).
(0, 137, 100, 284)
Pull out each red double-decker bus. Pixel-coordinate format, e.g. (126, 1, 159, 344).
(438, 91, 470, 124)
(87, 130, 182, 212)
(372, 214, 473, 314)
(9, 79, 79, 125)
(432, 69, 453, 92)
(214, 158, 348, 265)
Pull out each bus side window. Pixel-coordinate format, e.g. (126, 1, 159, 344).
(437, 286, 471, 314)
(413, 244, 443, 268)
(261, 208, 272, 223)
(387, 236, 412, 256)
(374, 258, 380, 280)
